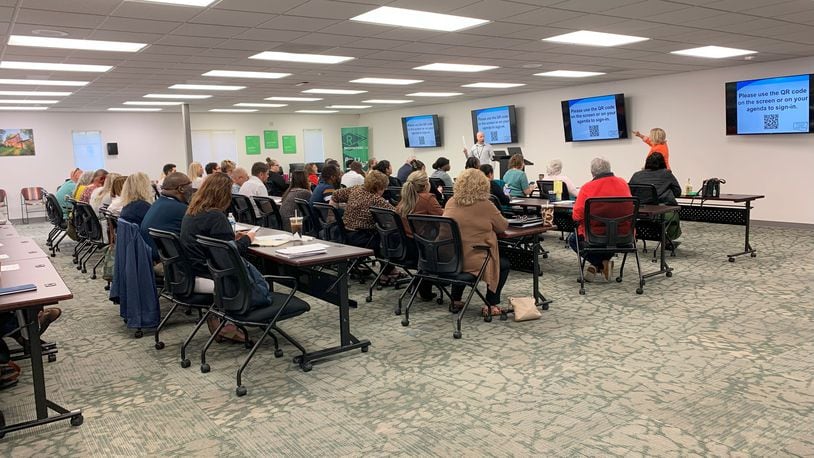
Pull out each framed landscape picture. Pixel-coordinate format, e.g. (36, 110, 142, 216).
(0, 129, 35, 156)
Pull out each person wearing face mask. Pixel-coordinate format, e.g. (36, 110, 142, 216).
(139, 172, 194, 263)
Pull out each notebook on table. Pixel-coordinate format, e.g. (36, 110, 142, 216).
(0, 283, 37, 296)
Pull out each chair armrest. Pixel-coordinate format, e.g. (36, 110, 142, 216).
(261, 274, 299, 291)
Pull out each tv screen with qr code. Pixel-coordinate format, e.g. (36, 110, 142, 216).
(725, 74, 813, 135)
(561, 94, 628, 142)
(401, 114, 442, 148)
(470, 105, 518, 144)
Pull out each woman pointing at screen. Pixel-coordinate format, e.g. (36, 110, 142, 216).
(633, 127, 670, 169)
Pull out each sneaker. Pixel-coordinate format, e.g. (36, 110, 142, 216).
(602, 260, 614, 282)
(37, 307, 62, 335)
(584, 265, 597, 283)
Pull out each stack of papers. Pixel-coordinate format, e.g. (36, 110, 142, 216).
(507, 217, 543, 227)
(510, 199, 524, 204)
(253, 234, 292, 247)
(276, 243, 329, 258)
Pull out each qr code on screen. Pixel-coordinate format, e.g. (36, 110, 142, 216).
(588, 125, 599, 137)
(763, 114, 779, 130)
(418, 135, 425, 145)
(490, 131, 498, 142)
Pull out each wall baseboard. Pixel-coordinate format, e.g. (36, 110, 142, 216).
(752, 220, 814, 230)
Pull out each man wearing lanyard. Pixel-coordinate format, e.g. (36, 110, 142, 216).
(463, 131, 494, 166)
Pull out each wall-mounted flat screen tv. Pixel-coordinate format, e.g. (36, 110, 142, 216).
(561, 93, 628, 142)
(402, 114, 442, 148)
(725, 74, 812, 135)
(470, 105, 518, 144)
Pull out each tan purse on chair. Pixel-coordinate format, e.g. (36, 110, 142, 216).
(509, 297, 542, 322)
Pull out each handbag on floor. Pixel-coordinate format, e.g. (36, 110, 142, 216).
(509, 297, 542, 322)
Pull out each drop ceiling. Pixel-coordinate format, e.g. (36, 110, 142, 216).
(0, 0, 812, 113)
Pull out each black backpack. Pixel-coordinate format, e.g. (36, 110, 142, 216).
(701, 178, 725, 198)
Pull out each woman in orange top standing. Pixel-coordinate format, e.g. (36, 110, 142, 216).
(634, 128, 670, 169)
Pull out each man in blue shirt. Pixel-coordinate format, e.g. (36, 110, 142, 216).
(140, 172, 192, 261)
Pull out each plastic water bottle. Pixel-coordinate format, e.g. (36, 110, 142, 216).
(685, 179, 693, 196)
(227, 212, 236, 232)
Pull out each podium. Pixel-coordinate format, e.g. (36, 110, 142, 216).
(493, 149, 533, 179)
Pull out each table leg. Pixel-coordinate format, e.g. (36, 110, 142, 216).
(727, 202, 757, 262)
(531, 233, 551, 310)
(642, 214, 673, 280)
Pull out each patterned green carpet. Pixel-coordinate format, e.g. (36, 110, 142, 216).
(2, 221, 812, 456)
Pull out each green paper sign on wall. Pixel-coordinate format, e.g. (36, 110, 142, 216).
(264, 130, 278, 149)
(245, 135, 261, 155)
(282, 135, 297, 154)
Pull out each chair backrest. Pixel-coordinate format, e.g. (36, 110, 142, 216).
(312, 202, 346, 243)
(386, 186, 402, 205)
(101, 209, 119, 244)
(195, 235, 252, 315)
(21, 186, 45, 201)
(230, 194, 257, 225)
(628, 184, 659, 205)
(45, 193, 65, 226)
(149, 229, 197, 299)
(75, 202, 104, 241)
(252, 196, 283, 229)
(407, 214, 463, 275)
(428, 178, 445, 204)
(584, 197, 638, 248)
(294, 198, 319, 237)
(370, 207, 410, 262)
(536, 180, 570, 200)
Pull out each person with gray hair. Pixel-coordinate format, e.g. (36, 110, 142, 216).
(568, 156, 632, 282)
(545, 159, 578, 199)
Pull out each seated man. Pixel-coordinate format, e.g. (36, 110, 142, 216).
(140, 172, 192, 263)
(569, 157, 632, 282)
(239, 162, 270, 218)
(230, 167, 249, 194)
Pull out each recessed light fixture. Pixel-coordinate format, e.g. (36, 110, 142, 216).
(8, 35, 147, 52)
(534, 70, 605, 78)
(0, 78, 88, 86)
(670, 46, 757, 59)
(326, 105, 371, 109)
(31, 30, 69, 37)
(144, 93, 212, 99)
(0, 100, 58, 104)
(462, 82, 526, 88)
(131, 0, 219, 6)
(124, 101, 183, 106)
(265, 96, 323, 102)
(296, 110, 339, 114)
(203, 70, 291, 79)
(0, 61, 112, 72)
(0, 106, 48, 110)
(170, 84, 245, 91)
(351, 6, 488, 32)
(543, 30, 649, 47)
(209, 108, 258, 113)
(413, 63, 498, 73)
(108, 107, 162, 112)
(350, 77, 423, 85)
(302, 89, 367, 95)
(363, 99, 413, 104)
(234, 103, 288, 107)
(0, 91, 71, 96)
(407, 92, 463, 97)
(249, 51, 354, 65)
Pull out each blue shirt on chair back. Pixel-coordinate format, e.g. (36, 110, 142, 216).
(140, 195, 188, 261)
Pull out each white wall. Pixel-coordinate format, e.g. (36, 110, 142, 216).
(0, 111, 358, 220)
(359, 57, 814, 224)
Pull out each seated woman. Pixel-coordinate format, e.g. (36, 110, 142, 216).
(480, 164, 510, 209)
(629, 152, 682, 240)
(279, 171, 312, 231)
(502, 153, 535, 197)
(430, 157, 453, 187)
(464, 156, 480, 170)
(545, 159, 578, 199)
(106, 176, 128, 215)
(443, 168, 510, 316)
(396, 170, 443, 300)
(305, 163, 319, 188)
(90, 172, 121, 215)
(119, 172, 154, 226)
(310, 164, 341, 205)
(188, 162, 204, 189)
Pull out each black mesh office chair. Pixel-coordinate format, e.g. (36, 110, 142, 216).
(575, 197, 643, 295)
(196, 236, 310, 396)
(536, 180, 570, 201)
(294, 198, 320, 237)
(406, 214, 499, 339)
(73, 202, 108, 277)
(367, 207, 420, 308)
(252, 196, 283, 229)
(231, 194, 257, 225)
(312, 202, 376, 285)
(629, 183, 679, 257)
(44, 193, 68, 257)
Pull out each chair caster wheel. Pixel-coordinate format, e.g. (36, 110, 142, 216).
(453, 331, 462, 339)
(728, 257, 735, 263)
(361, 346, 369, 353)
(376, 285, 383, 291)
(70, 414, 84, 427)
(300, 361, 313, 372)
(155, 341, 165, 350)
(236, 386, 247, 397)
(436, 298, 443, 305)
(365, 296, 372, 303)
(394, 308, 401, 316)
(401, 319, 409, 327)
(244, 340, 254, 349)
(48, 354, 57, 362)
(542, 253, 548, 259)
(484, 315, 492, 323)
(636, 287, 643, 295)
(134, 330, 143, 339)
(750, 252, 756, 257)
(180, 359, 191, 368)
(90, 275, 96, 280)
(200, 363, 210, 373)
(542, 303, 549, 311)
(666, 271, 673, 278)
(499, 313, 508, 321)
(274, 349, 284, 358)
(104, 285, 110, 291)
(579, 289, 585, 295)
(616, 277, 622, 283)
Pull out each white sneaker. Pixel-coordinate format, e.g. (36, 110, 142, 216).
(584, 265, 597, 283)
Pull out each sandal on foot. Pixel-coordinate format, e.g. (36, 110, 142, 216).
(480, 305, 503, 317)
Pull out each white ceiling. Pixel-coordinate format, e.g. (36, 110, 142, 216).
(0, 0, 812, 113)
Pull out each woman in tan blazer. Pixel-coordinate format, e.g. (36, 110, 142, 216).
(443, 168, 509, 316)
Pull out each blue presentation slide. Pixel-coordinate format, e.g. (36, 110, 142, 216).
(568, 95, 619, 141)
(736, 75, 809, 134)
(404, 115, 438, 147)
(475, 107, 512, 143)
